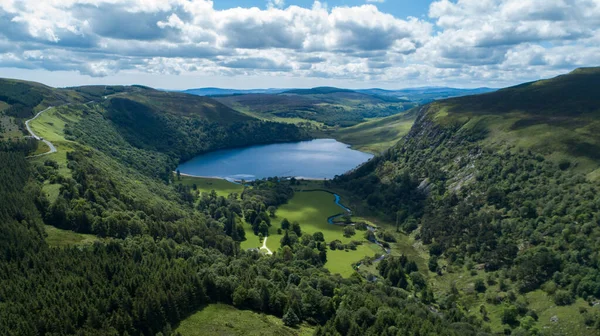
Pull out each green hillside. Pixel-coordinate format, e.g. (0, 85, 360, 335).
(0, 78, 86, 119)
(434, 67, 600, 177)
(0, 78, 486, 335)
(335, 67, 600, 334)
(213, 89, 416, 127)
(0, 79, 87, 140)
(95, 90, 307, 168)
(331, 108, 418, 154)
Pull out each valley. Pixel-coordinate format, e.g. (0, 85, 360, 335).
(1, 68, 600, 336)
(3, 0, 600, 335)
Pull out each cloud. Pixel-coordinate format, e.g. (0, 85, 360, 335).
(0, 0, 598, 87)
(220, 57, 292, 71)
(267, 0, 285, 9)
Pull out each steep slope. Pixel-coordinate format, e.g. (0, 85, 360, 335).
(61, 87, 309, 179)
(1, 78, 308, 178)
(335, 67, 600, 333)
(437, 67, 600, 176)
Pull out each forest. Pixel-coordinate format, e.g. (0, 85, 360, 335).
(0, 130, 486, 335)
(2, 68, 600, 335)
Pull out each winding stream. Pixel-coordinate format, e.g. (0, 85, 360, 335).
(327, 192, 391, 265)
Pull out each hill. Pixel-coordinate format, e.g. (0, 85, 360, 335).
(334, 67, 600, 333)
(0, 79, 89, 139)
(0, 78, 308, 166)
(182, 86, 495, 128)
(356, 87, 496, 104)
(182, 88, 288, 96)
(211, 88, 416, 127)
(0, 78, 487, 335)
(438, 67, 600, 175)
(65, 86, 308, 179)
(331, 107, 419, 154)
(282, 87, 355, 95)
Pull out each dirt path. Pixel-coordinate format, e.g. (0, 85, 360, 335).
(260, 237, 273, 255)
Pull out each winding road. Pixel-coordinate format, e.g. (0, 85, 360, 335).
(25, 106, 57, 157)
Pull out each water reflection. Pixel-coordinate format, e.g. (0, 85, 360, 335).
(177, 139, 373, 181)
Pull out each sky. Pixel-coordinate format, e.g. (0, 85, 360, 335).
(0, 0, 598, 89)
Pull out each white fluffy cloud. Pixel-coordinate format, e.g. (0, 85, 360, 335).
(0, 0, 598, 86)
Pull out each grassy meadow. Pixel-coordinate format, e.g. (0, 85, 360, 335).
(332, 110, 416, 154)
(44, 225, 99, 247)
(175, 304, 314, 336)
(240, 190, 386, 277)
(28, 105, 89, 202)
(177, 175, 244, 198)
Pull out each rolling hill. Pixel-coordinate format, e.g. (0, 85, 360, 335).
(356, 87, 496, 104)
(209, 87, 416, 127)
(0, 79, 308, 178)
(182, 87, 288, 96)
(331, 107, 419, 154)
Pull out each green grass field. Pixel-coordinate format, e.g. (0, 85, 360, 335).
(326, 242, 381, 277)
(241, 190, 385, 277)
(276, 191, 345, 241)
(525, 290, 590, 335)
(237, 189, 387, 276)
(175, 304, 313, 336)
(240, 223, 262, 251)
(332, 111, 416, 154)
(44, 225, 99, 247)
(177, 175, 244, 198)
(29, 105, 85, 179)
(42, 183, 62, 203)
(242, 191, 345, 252)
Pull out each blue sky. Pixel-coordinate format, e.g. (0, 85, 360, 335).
(213, 0, 431, 19)
(0, 0, 598, 89)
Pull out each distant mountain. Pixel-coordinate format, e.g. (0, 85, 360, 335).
(183, 86, 496, 102)
(211, 88, 416, 127)
(355, 87, 496, 104)
(178, 85, 496, 128)
(282, 87, 355, 95)
(182, 88, 288, 96)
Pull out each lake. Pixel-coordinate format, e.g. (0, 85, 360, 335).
(176, 139, 373, 181)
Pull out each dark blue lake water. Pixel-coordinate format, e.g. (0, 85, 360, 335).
(177, 139, 373, 181)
